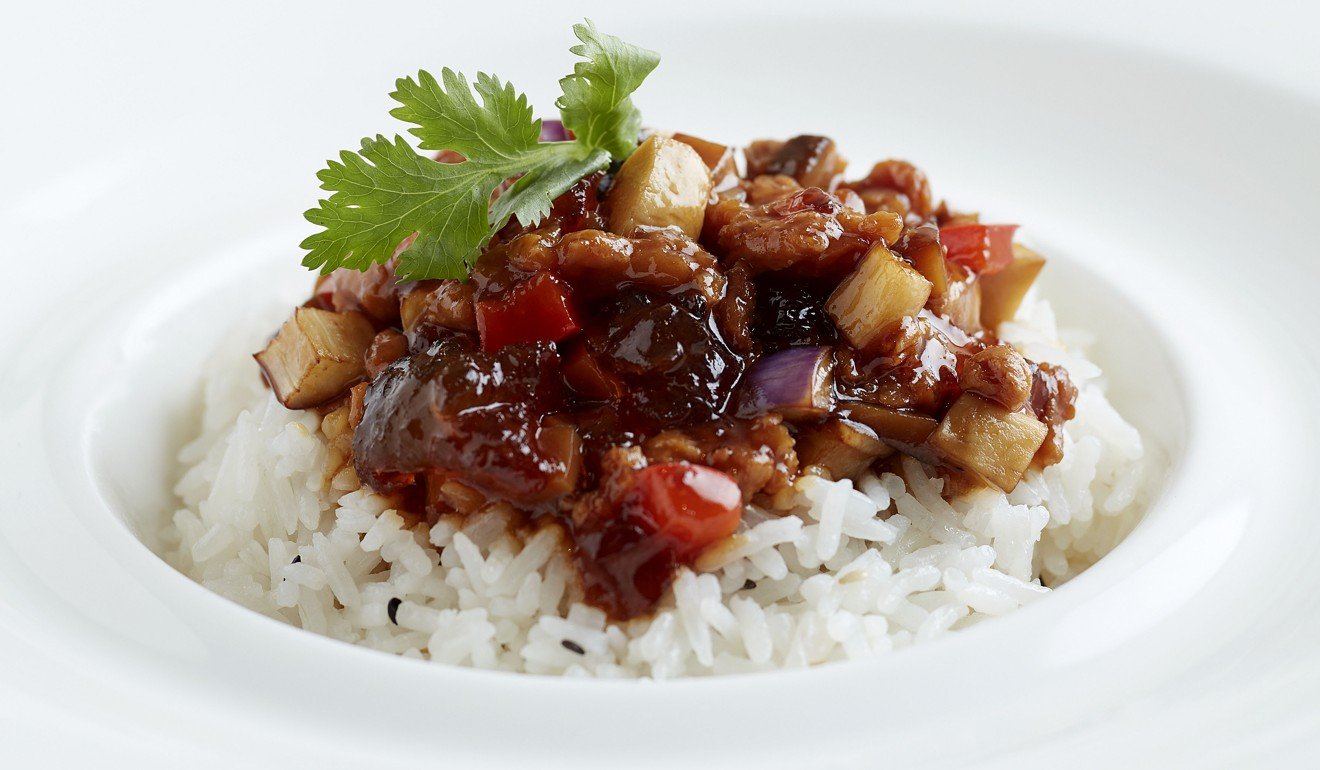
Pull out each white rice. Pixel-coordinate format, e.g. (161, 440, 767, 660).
(161, 299, 1156, 678)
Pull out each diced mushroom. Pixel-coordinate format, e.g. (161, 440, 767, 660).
(927, 393, 1048, 491)
(979, 244, 1046, 330)
(897, 223, 948, 296)
(347, 382, 368, 430)
(533, 418, 584, 500)
(607, 135, 713, 239)
(826, 243, 933, 350)
(255, 307, 376, 410)
(796, 418, 894, 480)
(743, 139, 784, 177)
(756, 135, 846, 190)
(930, 267, 982, 333)
(671, 132, 738, 191)
(843, 403, 939, 446)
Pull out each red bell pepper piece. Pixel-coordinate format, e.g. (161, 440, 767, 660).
(940, 224, 1019, 275)
(475, 273, 581, 351)
(630, 463, 743, 557)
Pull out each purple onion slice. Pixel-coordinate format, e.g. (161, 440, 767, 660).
(539, 119, 569, 143)
(741, 346, 835, 419)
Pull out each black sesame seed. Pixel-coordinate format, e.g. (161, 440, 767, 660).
(561, 639, 585, 655)
(291, 555, 301, 564)
(387, 597, 402, 625)
(742, 579, 757, 591)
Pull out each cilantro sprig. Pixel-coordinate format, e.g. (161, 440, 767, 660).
(299, 21, 659, 281)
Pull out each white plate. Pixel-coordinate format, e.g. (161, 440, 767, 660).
(4, 2, 1320, 767)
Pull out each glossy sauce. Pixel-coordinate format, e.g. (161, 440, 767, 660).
(310, 138, 1077, 620)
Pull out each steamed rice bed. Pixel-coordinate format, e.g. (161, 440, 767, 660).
(162, 298, 1151, 678)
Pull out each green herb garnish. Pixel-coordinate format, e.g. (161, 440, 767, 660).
(299, 20, 659, 281)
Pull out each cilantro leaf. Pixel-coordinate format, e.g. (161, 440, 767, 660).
(558, 20, 661, 158)
(390, 69, 541, 160)
(300, 134, 498, 280)
(301, 20, 658, 281)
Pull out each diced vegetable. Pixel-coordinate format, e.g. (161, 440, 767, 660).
(940, 224, 1018, 275)
(562, 344, 624, 399)
(607, 134, 713, 238)
(532, 418, 583, 500)
(978, 244, 1046, 330)
(760, 135, 846, 190)
(632, 463, 742, 555)
(475, 273, 581, 352)
(398, 281, 435, 332)
(671, 132, 737, 190)
(347, 382, 368, 431)
(255, 307, 376, 409)
(796, 418, 894, 480)
(899, 223, 948, 296)
(539, 119, 570, 142)
(931, 269, 982, 333)
(843, 403, 939, 446)
(928, 393, 1048, 491)
(741, 346, 834, 419)
(826, 243, 933, 350)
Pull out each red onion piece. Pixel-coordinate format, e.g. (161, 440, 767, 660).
(741, 346, 835, 418)
(539, 119, 569, 143)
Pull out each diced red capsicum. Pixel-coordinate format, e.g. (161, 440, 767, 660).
(940, 224, 1019, 275)
(475, 273, 582, 352)
(630, 463, 743, 557)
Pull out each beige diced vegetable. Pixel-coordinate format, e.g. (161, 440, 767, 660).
(607, 135, 713, 239)
(908, 235, 948, 296)
(932, 272, 982, 333)
(398, 281, 434, 332)
(255, 307, 376, 409)
(671, 132, 737, 190)
(844, 404, 939, 446)
(928, 393, 1048, 491)
(797, 418, 894, 480)
(826, 243, 933, 350)
(979, 244, 1046, 330)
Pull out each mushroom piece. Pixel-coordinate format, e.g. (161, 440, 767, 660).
(843, 403, 940, 446)
(826, 243, 933, 350)
(606, 134, 713, 239)
(796, 418, 894, 480)
(927, 393, 1048, 492)
(671, 132, 738, 191)
(255, 307, 376, 409)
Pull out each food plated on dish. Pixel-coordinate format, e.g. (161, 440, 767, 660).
(162, 21, 1154, 676)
